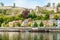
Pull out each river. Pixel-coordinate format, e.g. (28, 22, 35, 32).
(0, 32, 60, 40)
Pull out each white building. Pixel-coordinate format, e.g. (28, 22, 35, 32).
(57, 20, 60, 27)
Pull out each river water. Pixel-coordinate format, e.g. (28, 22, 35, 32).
(0, 32, 60, 40)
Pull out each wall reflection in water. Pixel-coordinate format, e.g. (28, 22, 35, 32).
(0, 32, 60, 40)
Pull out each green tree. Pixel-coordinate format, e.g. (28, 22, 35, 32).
(0, 17, 4, 23)
(28, 22, 31, 27)
(0, 22, 1, 27)
(39, 21, 44, 27)
(41, 10, 50, 14)
(36, 15, 43, 20)
(5, 23, 9, 27)
(2, 10, 6, 14)
(15, 14, 23, 20)
(18, 14, 22, 17)
(1, 23, 5, 27)
(57, 3, 60, 7)
(54, 15, 59, 20)
(17, 22, 21, 27)
(44, 14, 49, 20)
(33, 22, 38, 27)
(15, 15, 20, 20)
(28, 11, 37, 19)
(50, 10, 54, 14)
(53, 23, 57, 27)
(4, 16, 14, 23)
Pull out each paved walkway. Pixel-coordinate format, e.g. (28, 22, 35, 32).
(0, 27, 59, 32)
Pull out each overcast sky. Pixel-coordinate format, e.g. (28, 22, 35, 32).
(0, 0, 60, 9)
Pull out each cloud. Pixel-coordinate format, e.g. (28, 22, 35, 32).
(14, 0, 35, 8)
(47, 0, 60, 3)
(14, 0, 60, 8)
(14, 0, 44, 9)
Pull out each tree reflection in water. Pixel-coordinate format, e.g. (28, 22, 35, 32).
(0, 32, 59, 40)
(2, 32, 9, 40)
(0, 34, 2, 40)
(39, 34, 43, 40)
(34, 35, 37, 40)
(28, 32, 31, 40)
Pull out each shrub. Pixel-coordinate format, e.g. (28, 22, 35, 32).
(0, 22, 2, 27)
(28, 22, 31, 27)
(17, 22, 21, 27)
(54, 15, 59, 20)
(44, 14, 49, 20)
(13, 23, 15, 27)
(39, 21, 44, 27)
(33, 22, 38, 27)
(53, 23, 57, 27)
(5, 23, 9, 27)
(1, 23, 5, 27)
(0, 17, 4, 23)
(36, 15, 43, 20)
(28, 11, 37, 19)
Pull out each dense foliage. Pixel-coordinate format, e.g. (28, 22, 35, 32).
(54, 14, 59, 20)
(17, 22, 21, 27)
(22, 9, 29, 18)
(0, 2, 59, 27)
(44, 14, 50, 20)
(33, 22, 38, 27)
(53, 23, 57, 26)
(57, 3, 60, 7)
(28, 11, 37, 19)
(0, 14, 24, 26)
(39, 21, 44, 27)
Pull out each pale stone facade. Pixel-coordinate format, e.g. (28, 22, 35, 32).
(0, 6, 26, 15)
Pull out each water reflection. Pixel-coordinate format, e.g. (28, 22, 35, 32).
(0, 32, 60, 40)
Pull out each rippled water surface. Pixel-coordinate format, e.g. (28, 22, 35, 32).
(0, 32, 60, 40)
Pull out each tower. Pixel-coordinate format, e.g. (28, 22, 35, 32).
(53, 3, 55, 9)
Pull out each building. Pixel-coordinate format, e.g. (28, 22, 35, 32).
(57, 20, 60, 27)
(43, 7, 57, 12)
(35, 6, 42, 16)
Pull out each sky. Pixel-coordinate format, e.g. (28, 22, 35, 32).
(0, 0, 60, 9)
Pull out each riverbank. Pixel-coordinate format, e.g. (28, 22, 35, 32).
(0, 27, 60, 32)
